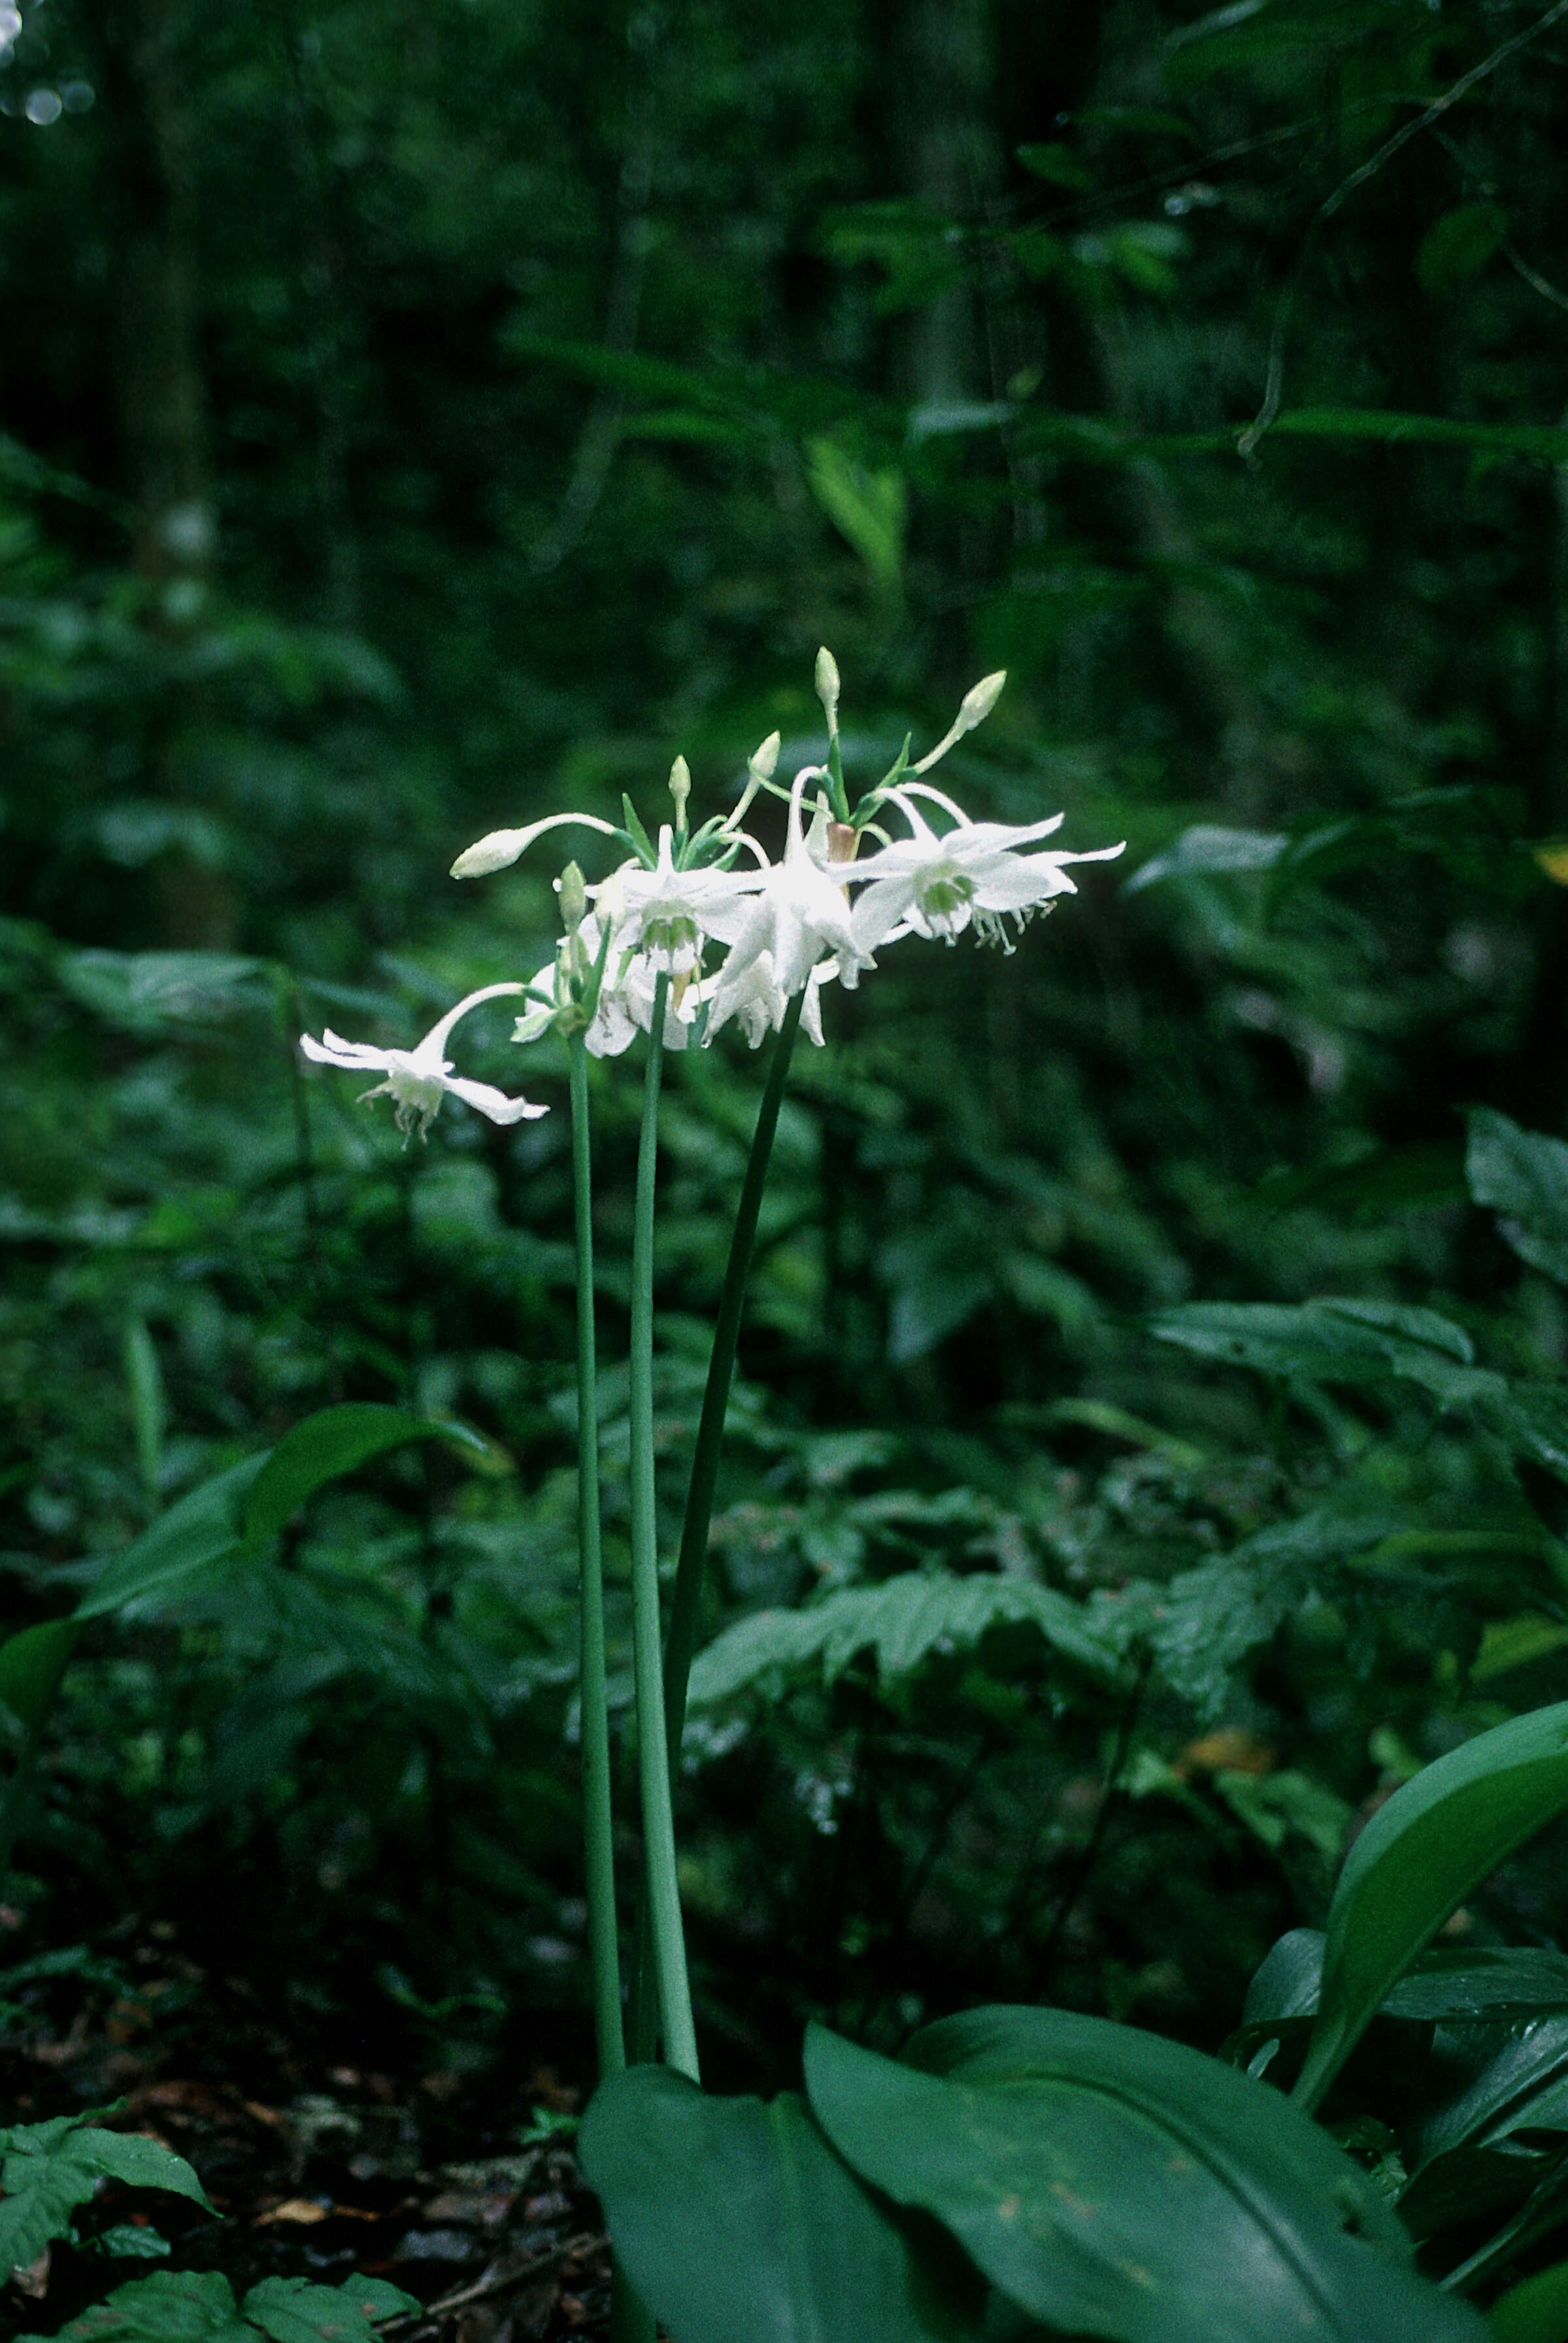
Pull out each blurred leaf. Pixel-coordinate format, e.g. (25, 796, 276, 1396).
(14, 2268, 256, 2342)
(1296, 1703, 1568, 2112)
(1148, 1298, 1502, 1409)
(804, 439, 905, 595)
(1417, 205, 1509, 297)
(0, 1618, 80, 1735)
(241, 2275, 419, 2342)
(579, 2065, 981, 2343)
(76, 1456, 267, 1622)
(1467, 1110, 1568, 1287)
(806, 2011, 1485, 2342)
(1491, 2258, 1568, 2343)
(1014, 143, 1093, 189)
(1126, 825, 1286, 891)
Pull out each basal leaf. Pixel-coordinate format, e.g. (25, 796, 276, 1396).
(578, 2064, 982, 2343)
(1295, 1703, 1568, 2113)
(805, 2013, 1487, 2343)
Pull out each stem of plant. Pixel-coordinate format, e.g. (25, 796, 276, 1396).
(568, 1030, 626, 2082)
(628, 972, 700, 2081)
(631, 985, 804, 2062)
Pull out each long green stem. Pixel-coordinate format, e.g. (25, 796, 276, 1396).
(569, 1032, 625, 2081)
(631, 986, 804, 2061)
(628, 972, 700, 2080)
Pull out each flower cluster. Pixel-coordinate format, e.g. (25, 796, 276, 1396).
(299, 657, 1122, 1136)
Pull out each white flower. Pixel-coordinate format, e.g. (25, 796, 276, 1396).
(512, 916, 702, 1058)
(703, 948, 833, 1049)
(300, 983, 546, 1141)
(707, 767, 878, 1001)
(584, 825, 765, 976)
(848, 785, 1125, 953)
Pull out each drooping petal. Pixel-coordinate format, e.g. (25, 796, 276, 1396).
(443, 1075, 550, 1124)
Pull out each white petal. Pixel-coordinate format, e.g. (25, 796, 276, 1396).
(299, 1031, 393, 1071)
(443, 1075, 550, 1125)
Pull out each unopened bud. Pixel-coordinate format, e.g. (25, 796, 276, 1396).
(748, 729, 781, 784)
(814, 647, 841, 734)
(557, 861, 588, 931)
(958, 670, 1006, 733)
(669, 755, 692, 818)
(452, 828, 527, 879)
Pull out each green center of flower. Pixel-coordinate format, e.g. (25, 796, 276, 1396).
(916, 871, 975, 930)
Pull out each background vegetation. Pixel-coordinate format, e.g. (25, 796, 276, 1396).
(5, 0, 1568, 2189)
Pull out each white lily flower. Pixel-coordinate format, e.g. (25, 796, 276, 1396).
(706, 767, 878, 1000)
(513, 916, 702, 1057)
(703, 947, 833, 1049)
(584, 824, 765, 976)
(848, 784, 1125, 954)
(300, 983, 546, 1142)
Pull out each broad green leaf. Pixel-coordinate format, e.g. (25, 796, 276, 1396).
(1296, 1703, 1568, 2112)
(805, 2013, 1486, 2343)
(75, 1455, 267, 1621)
(0, 1617, 80, 1733)
(241, 2274, 418, 2342)
(578, 2065, 982, 2343)
(15, 2268, 254, 2342)
(241, 1403, 485, 1555)
(0, 2113, 212, 2269)
(1491, 2257, 1568, 2343)
(1466, 1110, 1568, 1288)
(687, 1569, 1121, 1710)
(1014, 142, 1092, 188)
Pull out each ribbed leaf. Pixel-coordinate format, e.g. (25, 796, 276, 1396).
(1295, 1703, 1568, 2112)
(687, 1569, 1121, 1709)
(578, 2065, 981, 2343)
(805, 2012, 1487, 2343)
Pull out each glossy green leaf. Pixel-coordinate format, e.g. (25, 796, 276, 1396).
(1466, 1110, 1568, 1288)
(805, 2012, 1487, 2343)
(1410, 2018, 1568, 2167)
(1248, 1932, 1568, 2030)
(1295, 1703, 1568, 2112)
(578, 2064, 982, 2343)
(0, 2111, 212, 2270)
(1490, 2257, 1568, 2343)
(75, 1455, 267, 1621)
(241, 1403, 485, 1555)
